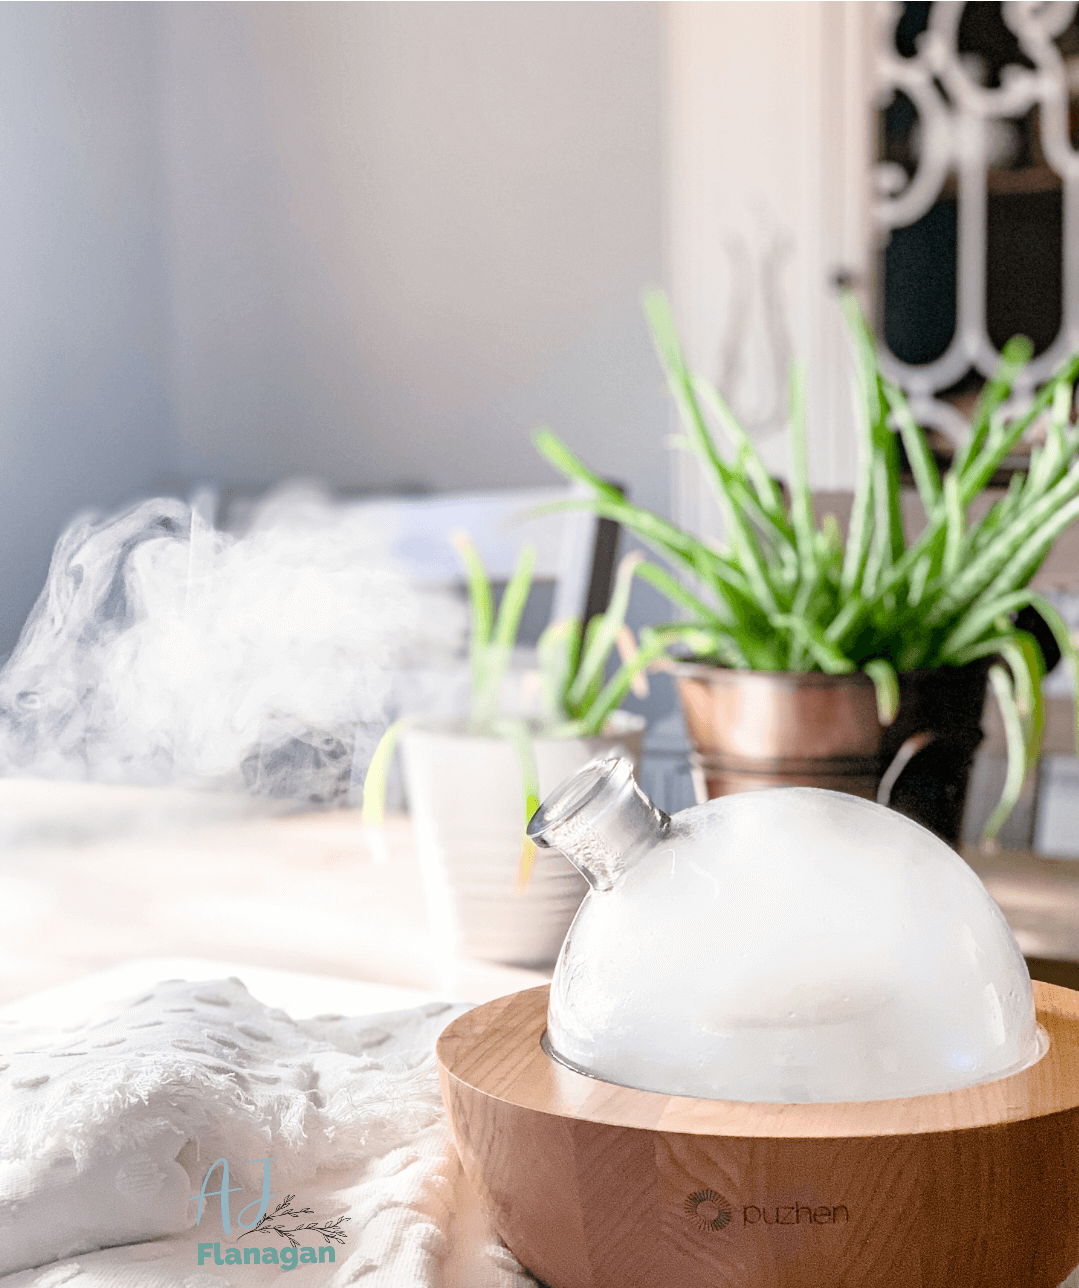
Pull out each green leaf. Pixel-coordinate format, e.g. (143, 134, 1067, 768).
(942, 473, 963, 580)
(959, 353, 1079, 505)
(536, 617, 582, 723)
(864, 448, 902, 598)
(692, 375, 789, 523)
(530, 439, 754, 607)
(1023, 382, 1071, 498)
(566, 551, 643, 711)
(946, 634, 1017, 666)
(361, 715, 419, 842)
(576, 629, 680, 736)
(452, 530, 493, 653)
(864, 658, 899, 725)
(772, 614, 856, 674)
(883, 381, 942, 509)
(876, 411, 906, 571)
(495, 718, 541, 890)
(493, 543, 535, 651)
(533, 427, 623, 502)
(827, 501, 957, 651)
(906, 552, 932, 608)
(968, 472, 1024, 551)
(1024, 591, 1079, 757)
(838, 291, 882, 599)
(997, 632, 1045, 762)
(632, 558, 724, 625)
(642, 291, 780, 615)
(937, 589, 1046, 659)
(926, 465, 1079, 630)
(571, 613, 608, 714)
(824, 590, 868, 650)
(982, 664, 1028, 844)
(787, 359, 816, 582)
(977, 488, 1079, 606)
(954, 335, 1034, 481)
(452, 533, 533, 731)
(546, 490, 757, 631)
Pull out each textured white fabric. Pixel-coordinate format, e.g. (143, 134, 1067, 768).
(0, 979, 534, 1287)
(11, 972, 1068, 1288)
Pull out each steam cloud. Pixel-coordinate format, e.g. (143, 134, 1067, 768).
(0, 484, 466, 803)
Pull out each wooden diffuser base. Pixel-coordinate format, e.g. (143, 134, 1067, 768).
(437, 983, 1079, 1288)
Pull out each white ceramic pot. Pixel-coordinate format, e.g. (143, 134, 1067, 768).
(401, 712, 645, 967)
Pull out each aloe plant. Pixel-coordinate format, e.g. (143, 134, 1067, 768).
(536, 290, 1079, 842)
(361, 530, 658, 878)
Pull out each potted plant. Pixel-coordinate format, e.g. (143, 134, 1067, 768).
(362, 533, 653, 967)
(535, 291, 1079, 846)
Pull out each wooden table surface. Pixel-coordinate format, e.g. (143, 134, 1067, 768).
(2, 777, 1079, 1010)
(963, 843, 1079, 989)
(0, 779, 551, 1008)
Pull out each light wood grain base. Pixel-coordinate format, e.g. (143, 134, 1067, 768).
(437, 983, 1079, 1288)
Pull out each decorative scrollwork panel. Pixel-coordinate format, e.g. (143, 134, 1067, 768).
(875, 1, 1079, 444)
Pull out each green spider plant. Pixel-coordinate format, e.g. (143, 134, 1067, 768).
(361, 530, 658, 878)
(535, 290, 1079, 843)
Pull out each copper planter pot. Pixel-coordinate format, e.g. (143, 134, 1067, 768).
(675, 662, 990, 845)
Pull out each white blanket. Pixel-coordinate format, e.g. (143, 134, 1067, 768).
(0, 978, 535, 1287)
(10, 975, 1075, 1288)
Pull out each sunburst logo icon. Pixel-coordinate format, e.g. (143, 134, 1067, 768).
(684, 1189, 732, 1232)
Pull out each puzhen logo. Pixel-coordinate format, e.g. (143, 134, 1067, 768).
(191, 1157, 349, 1270)
(683, 1190, 850, 1232)
(684, 1190, 732, 1231)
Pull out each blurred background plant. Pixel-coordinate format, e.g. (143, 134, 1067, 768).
(361, 530, 656, 871)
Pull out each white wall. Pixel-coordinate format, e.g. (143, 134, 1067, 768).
(0, 2, 668, 652)
(157, 2, 669, 514)
(666, 1, 872, 541)
(0, 3, 175, 651)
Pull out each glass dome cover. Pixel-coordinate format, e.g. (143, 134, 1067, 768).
(528, 756, 1044, 1104)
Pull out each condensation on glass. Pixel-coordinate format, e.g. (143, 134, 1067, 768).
(876, 2, 1079, 445)
(528, 756, 1045, 1104)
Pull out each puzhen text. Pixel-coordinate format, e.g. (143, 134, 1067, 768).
(742, 1204, 849, 1226)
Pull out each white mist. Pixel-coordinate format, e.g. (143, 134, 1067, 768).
(0, 483, 465, 805)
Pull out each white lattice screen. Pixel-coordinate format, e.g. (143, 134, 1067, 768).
(668, 2, 1079, 541)
(875, 1, 1079, 446)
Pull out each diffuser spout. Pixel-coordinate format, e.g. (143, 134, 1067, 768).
(527, 754, 669, 891)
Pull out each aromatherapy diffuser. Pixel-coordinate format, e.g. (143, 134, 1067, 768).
(437, 758, 1079, 1288)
